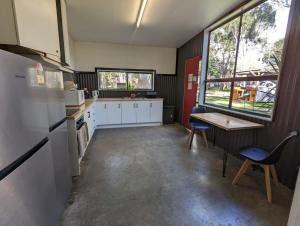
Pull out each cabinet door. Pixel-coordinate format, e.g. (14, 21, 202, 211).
(150, 101, 163, 122)
(84, 109, 92, 140)
(13, 0, 60, 56)
(95, 102, 108, 125)
(107, 102, 122, 125)
(136, 101, 151, 123)
(121, 101, 136, 124)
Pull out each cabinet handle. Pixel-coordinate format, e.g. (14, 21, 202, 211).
(133, 103, 135, 108)
(150, 103, 152, 108)
(118, 104, 121, 108)
(104, 104, 106, 109)
(136, 103, 138, 108)
(88, 112, 90, 118)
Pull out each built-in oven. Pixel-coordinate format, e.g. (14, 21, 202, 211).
(75, 115, 88, 158)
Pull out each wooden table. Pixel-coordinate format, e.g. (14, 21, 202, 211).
(191, 112, 264, 177)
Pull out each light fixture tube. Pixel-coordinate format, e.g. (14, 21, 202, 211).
(136, 0, 148, 28)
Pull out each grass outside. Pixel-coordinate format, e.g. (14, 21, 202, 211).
(205, 90, 273, 115)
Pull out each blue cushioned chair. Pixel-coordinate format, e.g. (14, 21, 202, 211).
(232, 131, 299, 203)
(188, 106, 210, 149)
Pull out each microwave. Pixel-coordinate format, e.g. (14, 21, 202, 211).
(64, 90, 85, 106)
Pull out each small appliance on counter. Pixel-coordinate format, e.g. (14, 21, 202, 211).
(92, 90, 99, 99)
(64, 89, 85, 106)
(146, 91, 158, 98)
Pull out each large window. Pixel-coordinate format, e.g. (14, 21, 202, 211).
(97, 68, 155, 91)
(204, 0, 291, 118)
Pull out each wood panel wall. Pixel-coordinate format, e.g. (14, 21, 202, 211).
(176, 0, 300, 189)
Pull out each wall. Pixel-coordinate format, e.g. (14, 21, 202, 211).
(76, 72, 177, 106)
(176, 0, 300, 189)
(74, 41, 176, 74)
(176, 32, 203, 122)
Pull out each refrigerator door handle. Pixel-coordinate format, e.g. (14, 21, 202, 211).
(0, 137, 49, 181)
(49, 118, 66, 132)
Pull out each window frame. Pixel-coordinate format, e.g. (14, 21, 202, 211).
(200, 0, 292, 121)
(96, 67, 155, 91)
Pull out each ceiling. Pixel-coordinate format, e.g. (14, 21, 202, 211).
(66, 0, 243, 48)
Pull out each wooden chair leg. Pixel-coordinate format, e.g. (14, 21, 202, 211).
(232, 160, 252, 185)
(270, 165, 279, 186)
(201, 130, 209, 148)
(189, 128, 195, 149)
(264, 165, 272, 203)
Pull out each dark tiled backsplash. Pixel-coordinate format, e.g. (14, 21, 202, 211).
(75, 72, 177, 106)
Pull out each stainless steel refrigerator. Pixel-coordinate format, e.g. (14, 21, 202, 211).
(0, 50, 71, 225)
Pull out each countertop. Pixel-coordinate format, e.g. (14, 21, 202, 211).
(96, 97, 163, 101)
(65, 97, 163, 120)
(66, 99, 96, 120)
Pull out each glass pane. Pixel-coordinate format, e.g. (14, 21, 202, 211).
(128, 72, 153, 90)
(236, 0, 291, 77)
(207, 17, 240, 80)
(205, 82, 232, 108)
(99, 71, 127, 89)
(232, 80, 277, 116)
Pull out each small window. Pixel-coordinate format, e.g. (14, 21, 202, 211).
(202, 0, 291, 119)
(97, 68, 155, 91)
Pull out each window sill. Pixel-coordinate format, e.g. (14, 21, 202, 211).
(201, 104, 273, 122)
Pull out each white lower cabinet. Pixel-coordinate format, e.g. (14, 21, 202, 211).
(136, 101, 150, 123)
(107, 102, 122, 125)
(95, 102, 108, 125)
(150, 101, 163, 122)
(121, 101, 136, 124)
(95, 99, 163, 127)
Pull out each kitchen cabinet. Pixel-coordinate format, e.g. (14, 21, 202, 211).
(95, 102, 108, 126)
(136, 101, 150, 123)
(107, 102, 122, 125)
(150, 101, 163, 122)
(0, 0, 60, 58)
(95, 101, 122, 126)
(121, 101, 137, 124)
(84, 109, 93, 141)
(95, 99, 163, 128)
(59, 0, 71, 64)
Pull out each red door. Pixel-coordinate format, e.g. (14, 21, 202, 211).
(182, 56, 200, 128)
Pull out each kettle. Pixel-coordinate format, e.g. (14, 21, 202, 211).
(92, 90, 99, 98)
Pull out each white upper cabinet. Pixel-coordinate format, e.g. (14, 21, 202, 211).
(136, 101, 150, 123)
(0, 0, 60, 58)
(60, 0, 71, 65)
(150, 101, 163, 122)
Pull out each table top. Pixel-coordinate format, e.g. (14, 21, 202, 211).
(190, 112, 264, 131)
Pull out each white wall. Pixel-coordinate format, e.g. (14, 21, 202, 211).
(73, 42, 177, 74)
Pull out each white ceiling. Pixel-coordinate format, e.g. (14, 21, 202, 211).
(66, 0, 243, 48)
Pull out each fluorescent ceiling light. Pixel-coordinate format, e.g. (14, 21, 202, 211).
(136, 0, 148, 28)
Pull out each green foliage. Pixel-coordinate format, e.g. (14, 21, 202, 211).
(207, 1, 277, 80)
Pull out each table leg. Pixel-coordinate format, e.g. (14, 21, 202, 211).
(222, 130, 230, 177)
(222, 151, 228, 177)
(253, 129, 257, 145)
(213, 126, 216, 146)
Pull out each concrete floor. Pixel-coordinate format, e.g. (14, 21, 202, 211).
(62, 125, 293, 226)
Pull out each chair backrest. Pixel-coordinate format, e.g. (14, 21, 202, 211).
(189, 106, 207, 123)
(263, 131, 299, 164)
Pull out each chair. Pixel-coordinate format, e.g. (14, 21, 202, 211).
(232, 131, 299, 203)
(188, 106, 210, 149)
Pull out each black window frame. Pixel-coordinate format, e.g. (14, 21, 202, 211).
(96, 67, 155, 91)
(202, 0, 291, 119)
